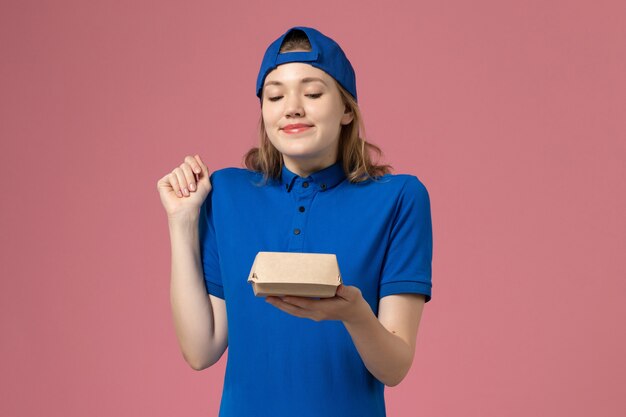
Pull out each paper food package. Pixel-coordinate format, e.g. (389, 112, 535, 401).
(247, 251, 342, 298)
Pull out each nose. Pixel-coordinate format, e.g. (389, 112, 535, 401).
(284, 93, 304, 118)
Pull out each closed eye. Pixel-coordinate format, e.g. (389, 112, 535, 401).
(267, 93, 323, 102)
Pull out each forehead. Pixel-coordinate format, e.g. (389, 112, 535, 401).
(264, 63, 333, 87)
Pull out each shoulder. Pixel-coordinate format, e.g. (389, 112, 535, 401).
(208, 167, 264, 188)
(364, 173, 430, 201)
(209, 166, 255, 181)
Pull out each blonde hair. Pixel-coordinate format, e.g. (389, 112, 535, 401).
(243, 29, 393, 185)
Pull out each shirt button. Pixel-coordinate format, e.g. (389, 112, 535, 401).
(298, 206, 305, 212)
(294, 228, 301, 235)
(302, 181, 309, 188)
(320, 183, 327, 190)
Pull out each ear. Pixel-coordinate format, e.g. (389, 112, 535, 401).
(341, 104, 354, 125)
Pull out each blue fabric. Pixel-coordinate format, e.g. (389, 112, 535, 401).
(256, 26, 358, 102)
(199, 161, 433, 417)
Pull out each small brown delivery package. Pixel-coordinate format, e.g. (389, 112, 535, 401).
(247, 251, 342, 298)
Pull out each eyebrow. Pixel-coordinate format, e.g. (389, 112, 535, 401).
(263, 77, 328, 89)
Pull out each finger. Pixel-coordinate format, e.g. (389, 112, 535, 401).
(266, 297, 308, 318)
(194, 154, 210, 180)
(282, 296, 314, 309)
(156, 174, 172, 191)
(185, 154, 202, 175)
(336, 284, 348, 299)
(168, 172, 184, 198)
(336, 284, 357, 301)
(179, 161, 197, 193)
(185, 155, 202, 184)
(173, 167, 190, 196)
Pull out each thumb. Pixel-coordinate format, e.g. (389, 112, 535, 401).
(336, 284, 350, 298)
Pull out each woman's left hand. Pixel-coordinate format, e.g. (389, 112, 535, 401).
(265, 284, 371, 324)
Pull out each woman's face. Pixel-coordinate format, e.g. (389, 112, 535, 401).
(261, 62, 353, 173)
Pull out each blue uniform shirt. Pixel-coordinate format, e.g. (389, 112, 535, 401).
(199, 160, 433, 417)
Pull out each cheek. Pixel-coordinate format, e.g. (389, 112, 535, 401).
(316, 101, 345, 125)
(261, 105, 279, 123)
(262, 112, 280, 140)
(261, 110, 271, 125)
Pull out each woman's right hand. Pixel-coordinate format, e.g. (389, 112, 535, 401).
(157, 154, 212, 220)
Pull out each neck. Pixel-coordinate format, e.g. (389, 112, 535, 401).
(283, 156, 338, 178)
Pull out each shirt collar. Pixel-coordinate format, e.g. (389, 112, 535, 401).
(280, 160, 346, 192)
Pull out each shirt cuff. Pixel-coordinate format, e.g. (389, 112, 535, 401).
(205, 280, 225, 299)
(379, 280, 432, 303)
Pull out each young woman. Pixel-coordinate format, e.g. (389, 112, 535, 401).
(157, 26, 433, 417)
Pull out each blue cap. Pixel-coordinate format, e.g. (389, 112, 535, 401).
(256, 26, 358, 102)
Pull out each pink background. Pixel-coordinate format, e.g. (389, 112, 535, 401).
(1, 0, 624, 416)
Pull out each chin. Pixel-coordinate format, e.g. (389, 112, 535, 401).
(281, 151, 318, 159)
(275, 141, 318, 155)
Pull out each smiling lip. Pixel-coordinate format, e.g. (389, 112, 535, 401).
(282, 124, 313, 133)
